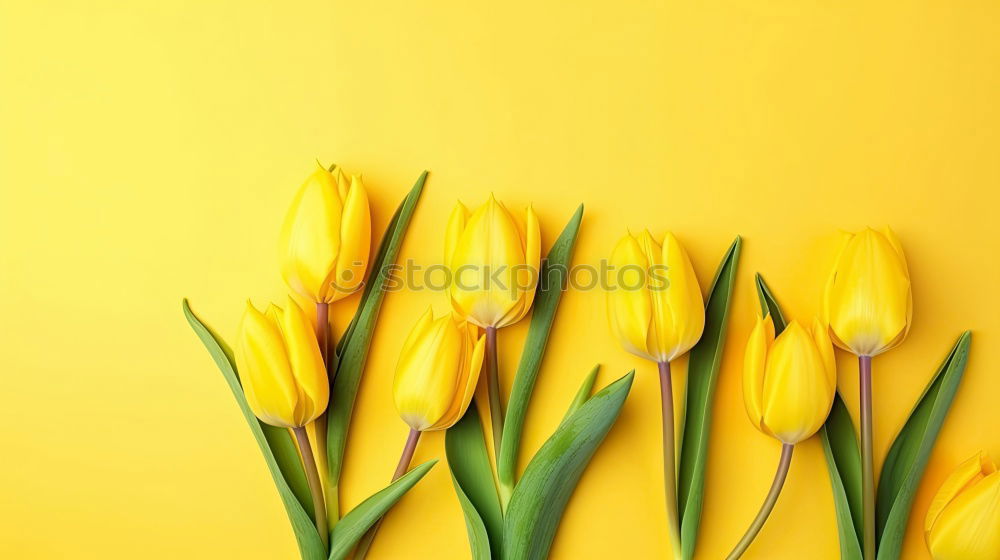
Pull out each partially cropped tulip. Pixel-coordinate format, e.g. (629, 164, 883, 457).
(235, 296, 329, 545)
(824, 227, 912, 357)
(607, 230, 705, 363)
(446, 195, 540, 329)
(235, 297, 330, 429)
(926, 452, 1000, 560)
(393, 309, 486, 431)
(279, 163, 371, 304)
(743, 315, 836, 444)
(728, 313, 836, 559)
(356, 310, 486, 559)
(605, 229, 705, 560)
(824, 226, 912, 559)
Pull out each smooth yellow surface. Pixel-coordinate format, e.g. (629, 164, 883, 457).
(2, 1, 999, 559)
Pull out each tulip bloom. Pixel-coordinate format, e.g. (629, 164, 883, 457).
(444, 194, 539, 480)
(824, 226, 912, 559)
(235, 297, 329, 546)
(446, 195, 540, 329)
(742, 316, 836, 445)
(279, 163, 371, 306)
(606, 230, 705, 559)
(393, 309, 486, 432)
(926, 452, 1000, 560)
(728, 314, 835, 559)
(355, 310, 485, 559)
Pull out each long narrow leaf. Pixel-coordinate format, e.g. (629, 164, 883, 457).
(820, 395, 863, 560)
(497, 205, 584, 498)
(327, 460, 437, 560)
(677, 236, 741, 560)
(502, 371, 634, 560)
(875, 332, 972, 559)
(451, 473, 493, 560)
(327, 172, 427, 492)
(183, 299, 326, 560)
(754, 274, 863, 559)
(446, 406, 504, 558)
(561, 365, 600, 424)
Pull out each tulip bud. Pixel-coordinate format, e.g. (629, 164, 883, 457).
(393, 309, 486, 431)
(279, 163, 371, 303)
(743, 315, 836, 444)
(235, 297, 330, 428)
(925, 452, 1000, 560)
(445, 195, 540, 329)
(606, 230, 705, 363)
(823, 227, 912, 357)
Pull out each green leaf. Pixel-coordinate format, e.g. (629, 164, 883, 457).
(182, 299, 326, 560)
(754, 273, 787, 332)
(820, 394, 864, 560)
(446, 406, 504, 558)
(677, 236, 741, 560)
(561, 364, 600, 423)
(328, 460, 437, 560)
(875, 332, 972, 559)
(502, 371, 635, 560)
(498, 204, 584, 501)
(451, 472, 493, 560)
(754, 274, 863, 559)
(327, 172, 427, 492)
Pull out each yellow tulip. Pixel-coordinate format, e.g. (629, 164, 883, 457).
(606, 230, 705, 363)
(925, 452, 1000, 560)
(823, 227, 912, 357)
(279, 163, 371, 304)
(235, 297, 330, 428)
(743, 315, 836, 444)
(393, 309, 486, 431)
(445, 195, 540, 329)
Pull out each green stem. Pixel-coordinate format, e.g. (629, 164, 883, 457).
(354, 429, 422, 559)
(313, 302, 338, 525)
(658, 361, 682, 559)
(292, 426, 329, 550)
(860, 355, 875, 560)
(485, 326, 504, 465)
(726, 443, 794, 559)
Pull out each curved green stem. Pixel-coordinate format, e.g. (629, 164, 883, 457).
(658, 361, 681, 559)
(726, 443, 794, 559)
(354, 429, 421, 559)
(485, 326, 504, 464)
(292, 426, 329, 550)
(860, 355, 875, 560)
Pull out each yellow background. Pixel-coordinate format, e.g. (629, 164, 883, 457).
(2, 1, 998, 558)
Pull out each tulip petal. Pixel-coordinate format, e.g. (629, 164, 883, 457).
(928, 471, 1000, 560)
(926, 452, 997, 535)
(429, 325, 486, 430)
(606, 232, 653, 361)
(393, 315, 463, 430)
(507, 204, 541, 326)
(281, 296, 329, 426)
(445, 201, 469, 266)
(329, 175, 371, 302)
(236, 301, 299, 428)
(811, 318, 837, 393)
(742, 313, 773, 431)
(278, 164, 343, 302)
(659, 231, 705, 361)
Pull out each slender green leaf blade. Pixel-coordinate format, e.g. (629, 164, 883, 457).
(502, 371, 635, 560)
(820, 395, 864, 560)
(328, 460, 437, 560)
(754, 273, 787, 333)
(498, 205, 584, 497)
(446, 406, 504, 558)
(451, 473, 493, 560)
(875, 332, 972, 559)
(183, 299, 325, 560)
(677, 237, 741, 560)
(562, 364, 600, 423)
(327, 172, 427, 492)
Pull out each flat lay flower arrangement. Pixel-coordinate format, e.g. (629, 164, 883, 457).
(183, 164, 989, 560)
